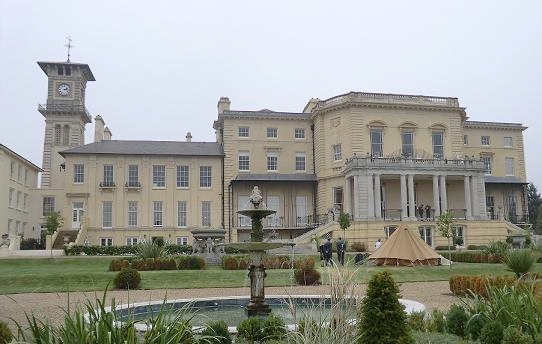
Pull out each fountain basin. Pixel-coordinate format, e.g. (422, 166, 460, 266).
(104, 295, 425, 333)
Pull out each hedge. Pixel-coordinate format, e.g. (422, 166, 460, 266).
(109, 255, 205, 271)
(449, 274, 542, 297)
(64, 244, 192, 256)
(445, 250, 506, 264)
(222, 255, 314, 270)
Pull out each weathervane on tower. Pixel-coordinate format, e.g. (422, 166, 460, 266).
(64, 36, 74, 62)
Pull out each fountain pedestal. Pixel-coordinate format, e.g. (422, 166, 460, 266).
(246, 251, 270, 316)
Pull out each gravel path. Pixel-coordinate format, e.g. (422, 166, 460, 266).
(0, 281, 458, 330)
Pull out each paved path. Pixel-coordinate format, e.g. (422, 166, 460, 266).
(0, 281, 458, 329)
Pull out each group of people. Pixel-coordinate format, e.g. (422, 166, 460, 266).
(416, 203, 432, 220)
(319, 237, 346, 266)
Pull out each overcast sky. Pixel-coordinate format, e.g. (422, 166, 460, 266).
(1, 1, 541, 187)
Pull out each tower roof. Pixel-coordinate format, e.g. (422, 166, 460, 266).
(37, 61, 96, 81)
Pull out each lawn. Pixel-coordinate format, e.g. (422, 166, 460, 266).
(0, 256, 540, 295)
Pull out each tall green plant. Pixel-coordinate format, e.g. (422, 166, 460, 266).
(136, 241, 165, 260)
(436, 211, 454, 267)
(357, 271, 414, 344)
(338, 212, 351, 239)
(43, 211, 64, 235)
(506, 249, 535, 278)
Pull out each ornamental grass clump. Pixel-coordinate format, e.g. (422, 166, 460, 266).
(136, 241, 165, 260)
(506, 249, 535, 278)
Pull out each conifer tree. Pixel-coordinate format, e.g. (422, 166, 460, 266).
(357, 271, 414, 344)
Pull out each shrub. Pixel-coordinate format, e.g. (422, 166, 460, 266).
(506, 249, 535, 278)
(222, 256, 240, 270)
(200, 320, 232, 344)
(237, 317, 264, 343)
(109, 259, 130, 271)
(177, 255, 205, 270)
(114, 267, 141, 289)
(467, 244, 487, 250)
(136, 241, 165, 260)
(294, 267, 321, 285)
(465, 314, 485, 340)
(426, 308, 446, 333)
(502, 325, 534, 344)
(483, 241, 509, 263)
(445, 304, 468, 338)
(349, 241, 366, 252)
(20, 238, 44, 250)
(0, 321, 13, 344)
(164, 244, 193, 255)
(262, 314, 287, 341)
(358, 271, 414, 344)
(449, 275, 516, 297)
(479, 320, 504, 344)
(153, 236, 165, 247)
(407, 311, 425, 332)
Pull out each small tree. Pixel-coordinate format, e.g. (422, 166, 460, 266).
(43, 211, 63, 256)
(43, 211, 63, 235)
(358, 271, 414, 344)
(338, 212, 351, 239)
(436, 210, 454, 267)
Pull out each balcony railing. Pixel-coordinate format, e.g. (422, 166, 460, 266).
(236, 214, 331, 229)
(99, 181, 116, 189)
(124, 181, 141, 190)
(38, 101, 92, 122)
(345, 155, 485, 172)
(318, 92, 460, 111)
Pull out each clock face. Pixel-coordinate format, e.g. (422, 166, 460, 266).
(57, 83, 71, 96)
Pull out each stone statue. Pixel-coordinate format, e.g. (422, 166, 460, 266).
(249, 186, 263, 208)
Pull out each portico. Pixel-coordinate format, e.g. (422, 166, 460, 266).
(343, 156, 488, 222)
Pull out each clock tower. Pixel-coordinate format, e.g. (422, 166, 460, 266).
(37, 60, 95, 188)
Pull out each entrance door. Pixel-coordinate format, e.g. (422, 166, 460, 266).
(72, 202, 84, 229)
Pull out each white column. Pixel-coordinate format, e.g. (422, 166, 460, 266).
(367, 174, 375, 219)
(408, 174, 416, 220)
(464, 175, 472, 220)
(353, 175, 359, 220)
(344, 177, 352, 216)
(374, 174, 382, 219)
(433, 174, 441, 217)
(471, 175, 480, 219)
(400, 174, 408, 221)
(439, 175, 448, 213)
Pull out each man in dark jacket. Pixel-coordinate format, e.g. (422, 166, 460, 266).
(323, 238, 332, 266)
(336, 237, 346, 266)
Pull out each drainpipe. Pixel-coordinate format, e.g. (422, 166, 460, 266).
(311, 123, 318, 222)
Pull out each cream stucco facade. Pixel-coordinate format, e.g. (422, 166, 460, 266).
(18, 58, 530, 250)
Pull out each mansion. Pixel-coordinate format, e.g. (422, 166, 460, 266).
(1, 58, 530, 251)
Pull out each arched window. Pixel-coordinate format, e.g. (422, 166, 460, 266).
(63, 125, 70, 145)
(54, 125, 62, 145)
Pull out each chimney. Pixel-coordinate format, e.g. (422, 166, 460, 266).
(186, 132, 192, 142)
(103, 127, 112, 140)
(94, 115, 105, 142)
(217, 97, 231, 114)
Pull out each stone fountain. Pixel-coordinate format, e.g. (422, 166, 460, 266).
(226, 186, 293, 316)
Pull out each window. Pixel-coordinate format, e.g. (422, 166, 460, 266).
(384, 225, 397, 239)
(43, 197, 55, 216)
(126, 237, 139, 246)
(199, 166, 212, 187)
(481, 156, 492, 175)
(463, 135, 468, 145)
(238, 152, 250, 171)
(7, 219, 13, 235)
(177, 201, 187, 227)
(10, 161, 15, 179)
(18, 165, 22, 182)
(505, 157, 515, 176)
(102, 202, 113, 228)
(401, 130, 414, 158)
(202, 201, 211, 226)
(267, 127, 278, 138)
(152, 165, 166, 187)
(8, 188, 14, 208)
(432, 131, 444, 159)
(238, 127, 249, 137)
(370, 129, 383, 158)
(24, 169, 28, 185)
(333, 187, 343, 213)
(153, 201, 163, 227)
(23, 194, 28, 211)
(65, 66, 71, 75)
(419, 226, 433, 246)
(54, 125, 62, 145)
(176, 165, 189, 187)
(73, 164, 84, 183)
(267, 153, 278, 171)
(128, 201, 138, 227)
(504, 136, 513, 148)
(332, 144, 342, 161)
(63, 125, 70, 145)
(295, 128, 305, 139)
(295, 153, 306, 171)
(452, 226, 465, 247)
(100, 238, 113, 247)
(16, 191, 21, 209)
(481, 136, 490, 146)
(57, 66, 64, 75)
(128, 165, 139, 187)
(176, 236, 188, 245)
(103, 165, 114, 187)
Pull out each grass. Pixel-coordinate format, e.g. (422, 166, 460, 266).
(0, 256, 541, 295)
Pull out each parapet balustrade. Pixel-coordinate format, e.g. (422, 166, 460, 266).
(345, 155, 485, 171)
(317, 92, 460, 110)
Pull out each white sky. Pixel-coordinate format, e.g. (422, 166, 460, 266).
(1, 1, 541, 187)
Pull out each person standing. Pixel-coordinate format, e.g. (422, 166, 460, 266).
(375, 238, 382, 250)
(336, 237, 346, 266)
(323, 238, 333, 266)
